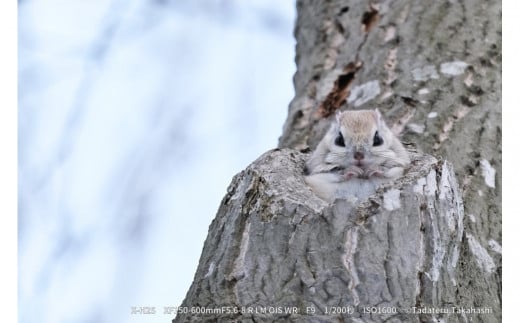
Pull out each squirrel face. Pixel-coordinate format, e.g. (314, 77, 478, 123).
(304, 108, 410, 201)
(325, 109, 398, 169)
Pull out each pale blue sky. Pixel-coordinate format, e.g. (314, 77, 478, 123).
(18, 1, 296, 322)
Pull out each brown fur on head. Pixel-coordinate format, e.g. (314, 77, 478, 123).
(305, 109, 410, 175)
(337, 109, 381, 145)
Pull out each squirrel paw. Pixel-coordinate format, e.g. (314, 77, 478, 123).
(341, 166, 364, 180)
(365, 167, 384, 178)
(365, 166, 405, 179)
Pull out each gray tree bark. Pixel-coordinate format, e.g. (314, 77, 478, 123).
(174, 0, 501, 322)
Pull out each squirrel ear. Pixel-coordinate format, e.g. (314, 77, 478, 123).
(374, 109, 384, 126)
(335, 110, 343, 124)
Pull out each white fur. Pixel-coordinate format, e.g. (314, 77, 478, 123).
(305, 109, 410, 203)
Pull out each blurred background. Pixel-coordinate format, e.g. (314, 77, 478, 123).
(18, 0, 296, 322)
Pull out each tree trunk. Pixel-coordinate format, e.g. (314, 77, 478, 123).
(174, 0, 501, 322)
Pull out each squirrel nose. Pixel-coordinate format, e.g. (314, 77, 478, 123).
(354, 151, 364, 161)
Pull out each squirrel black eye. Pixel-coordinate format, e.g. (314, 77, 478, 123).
(373, 131, 384, 146)
(334, 132, 345, 147)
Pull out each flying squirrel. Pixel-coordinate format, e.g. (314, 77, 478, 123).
(304, 109, 410, 203)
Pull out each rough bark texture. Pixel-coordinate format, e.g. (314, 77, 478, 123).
(174, 150, 469, 322)
(175, 0, 501, 322)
